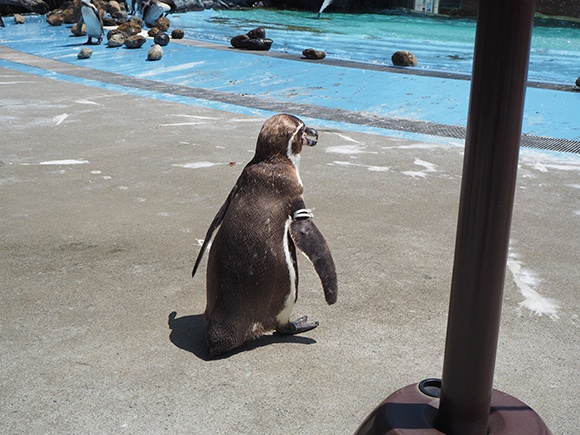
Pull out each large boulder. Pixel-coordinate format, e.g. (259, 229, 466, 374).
(46, 12, 64, 26)
(230, 27, 272, 51)
(124, 34, 147, 48)
(0, 0, 49, 13)
(117, 21, 142, 36)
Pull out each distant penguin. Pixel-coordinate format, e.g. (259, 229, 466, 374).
(80, 0, 103, 45)
(124, 0, 137, 14)
(142, 0, 175, 28)
(192, 114, 338, 358)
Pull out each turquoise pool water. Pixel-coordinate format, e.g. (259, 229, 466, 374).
(1, 10, 578, 144)
(171, 9, 580, 85)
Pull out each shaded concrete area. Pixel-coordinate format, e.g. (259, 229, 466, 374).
(1, 68, 578, 434)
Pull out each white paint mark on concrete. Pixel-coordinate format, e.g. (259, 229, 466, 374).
(545, 163, 580, 171)
(532, 162, 549, 172)
(53, 113, 69, 126)
(392, 143, 444, 150)
(330, 132, 363, 143)
(74, 99, 101, 105)
(172, 162, 224, 169)
(173, 114, 219, 120)
(39, 159, 89, 165)
(367, 165, 391, 172)
(0, 81, 37, 85)
(403, 158, 438, 179)
(329, 161, 389, 172)
(159, 122, 208, 127)
(325, 144, 367, 155)
(507, 248, 560, 320)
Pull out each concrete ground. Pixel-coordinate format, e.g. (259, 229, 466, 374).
(1, 55, 579, 434)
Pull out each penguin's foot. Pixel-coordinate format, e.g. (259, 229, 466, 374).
(276, 316, 319, 335)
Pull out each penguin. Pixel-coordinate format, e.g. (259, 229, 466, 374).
(192, 114, 338, 358)
(142, 0, 175, 28)
(80, 0, 103, 45)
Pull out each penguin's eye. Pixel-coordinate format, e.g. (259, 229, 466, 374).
(301, 126, 319, 147)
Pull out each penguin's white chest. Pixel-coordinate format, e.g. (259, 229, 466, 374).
(276, 216, 297, 326)
(144, 3, 170, 26)
(81, 6, 101, 37)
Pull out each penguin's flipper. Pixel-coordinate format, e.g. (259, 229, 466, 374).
(289, 210, 338, 305)
(275, 316, 319, 335)
(191, 185, 237, 278)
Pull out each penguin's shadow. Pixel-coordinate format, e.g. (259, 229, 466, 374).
(63, 42, 91, 47)
(168, 311, 317, 361)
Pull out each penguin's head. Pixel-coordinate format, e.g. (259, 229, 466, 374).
(254, 114, 318, 163)
(81, 0, 97, 9)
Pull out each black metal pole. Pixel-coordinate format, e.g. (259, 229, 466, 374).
(356, 0, 551, 433)
(438, 0, 536, 434)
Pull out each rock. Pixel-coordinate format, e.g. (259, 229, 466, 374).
(147, 44, 163, 61)
(61, 7, 76, 23)
(576, 76, 580, 88)
(231, 27, 272, 51)
(13, 14, 25, 24)
(3, 0, 49, 13)
(71, 22, 86, 36)
(154, 16, 171, 32)
(154, 31, 170, 46)
(246, 26, 265, 39)
(112, 10, 128, 20)
(117, 21, 142, 36)
(108, 0, 122, 14)
(240, 38, 272, 51)
(302, 48, 326, 60)
(171, 28, 184, 39)
(107, 28, 125, 40)
(77, 47, 93, 59)
(124, 34, 147, 48)
(391, 50, 418, 67)
(230, 34, 249, 48)
(148, 27, 160, 37)
(129, 16, 144, 27)
(107, 33, 125, 47)
(46, 13, 64, 26)
(102, 16, 117, 26)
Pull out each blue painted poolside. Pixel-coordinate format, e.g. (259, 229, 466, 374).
(1, 12, 578, 142)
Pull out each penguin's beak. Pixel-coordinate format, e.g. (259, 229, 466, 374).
(304, 127, 318, 146)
